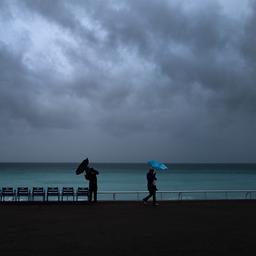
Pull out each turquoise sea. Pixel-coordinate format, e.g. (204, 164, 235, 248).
(0, 163, 256, 200)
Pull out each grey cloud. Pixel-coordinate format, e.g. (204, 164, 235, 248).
(22, 0, 78, 31)
(0, 43, 82, 129)
(240, 1, 256, 63)
(67, 0, 256, 120)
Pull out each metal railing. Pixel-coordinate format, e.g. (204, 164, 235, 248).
(1, 188, 256, 201)
(98, 190, 256, 201)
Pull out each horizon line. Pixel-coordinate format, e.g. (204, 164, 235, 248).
(0, 161, 256, 164)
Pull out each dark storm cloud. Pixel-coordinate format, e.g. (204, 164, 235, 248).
(0, 0, 255, 162)
(23, 0, 255, 117)
(0, 42, 81, 130)
(241, 1, 256, 63)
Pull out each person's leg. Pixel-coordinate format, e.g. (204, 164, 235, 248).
(143, 190, 153, 202)
(152, 190, 156, 204)
(143, 194, 150, 202)
(94, 187, 98, 202)
(88, 189, 92, 202)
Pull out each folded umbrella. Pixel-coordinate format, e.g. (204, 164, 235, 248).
(148, 160, 168, 171)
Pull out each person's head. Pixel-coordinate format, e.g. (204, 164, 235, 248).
(149, 168, 155, 173)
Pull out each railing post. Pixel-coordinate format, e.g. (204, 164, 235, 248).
(245, 191, 253, 200)
(113, 193, 116, 201)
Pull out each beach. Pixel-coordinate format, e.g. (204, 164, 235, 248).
(0, 200, 255, 256)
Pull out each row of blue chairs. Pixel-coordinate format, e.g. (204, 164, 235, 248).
(0, 187, 89, 201)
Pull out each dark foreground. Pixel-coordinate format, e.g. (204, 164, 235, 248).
(0, 200, 256, 256)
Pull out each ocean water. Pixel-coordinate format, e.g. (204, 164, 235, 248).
(0, 163, 256, 200)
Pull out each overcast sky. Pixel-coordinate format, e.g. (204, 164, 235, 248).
(0, 0, 255, 163)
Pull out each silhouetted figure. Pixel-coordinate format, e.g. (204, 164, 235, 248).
(85, 167, 99, 202)
(143, 168, 158, 205)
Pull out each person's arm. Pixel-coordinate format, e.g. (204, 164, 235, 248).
(147, 173, 154, 184)
(92, 168, 99, 175)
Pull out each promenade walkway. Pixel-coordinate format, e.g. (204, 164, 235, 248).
(0, 201, 255, 256)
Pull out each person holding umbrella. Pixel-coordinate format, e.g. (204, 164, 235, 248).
(85, 167, 99, 203)
(75, 158, 99, 203)
(142, 168, 159, 206)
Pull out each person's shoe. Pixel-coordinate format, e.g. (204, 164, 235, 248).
(143, 199, 147, 205)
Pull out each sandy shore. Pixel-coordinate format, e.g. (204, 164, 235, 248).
(0, 200, 256, 256)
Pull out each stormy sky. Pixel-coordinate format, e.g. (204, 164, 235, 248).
(0, 0, 255, 163)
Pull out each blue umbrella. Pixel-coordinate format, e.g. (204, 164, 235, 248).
(148, 160, 168, 171)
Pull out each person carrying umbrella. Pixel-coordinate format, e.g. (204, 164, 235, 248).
(142, 168, 159, 206)
(75, 158, 99, 203)
(85, 167, 99, 203)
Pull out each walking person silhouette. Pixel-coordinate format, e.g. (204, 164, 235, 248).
(143, 168, 159, 205)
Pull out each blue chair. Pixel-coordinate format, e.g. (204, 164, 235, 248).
(32, 187, 45, 201)
(17, 187, 31, 201)
(1, 187, 16, 201)
(76, 187, 89, 201)
(47, 187, 60, 201)
(61, 187, 75, 201)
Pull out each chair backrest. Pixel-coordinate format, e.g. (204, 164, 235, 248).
(47, 187, 59, 194)
(2, 187, 14, 194)
(62, 187, 74, 194)
(32, 187, 45, 194)
(17, 187, 29, 194)
(77, 187, 89, 195)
